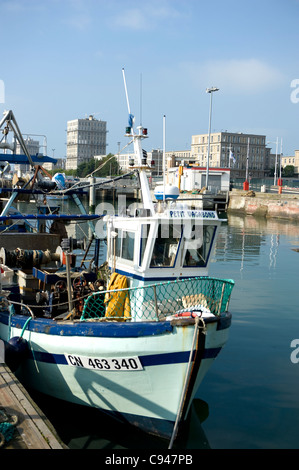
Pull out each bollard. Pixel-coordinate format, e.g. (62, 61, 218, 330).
(243, 180, 249, 191)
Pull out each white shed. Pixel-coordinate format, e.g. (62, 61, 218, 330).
(167, 166, 230, 193)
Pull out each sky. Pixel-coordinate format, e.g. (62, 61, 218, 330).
(0, 0, 299, 160)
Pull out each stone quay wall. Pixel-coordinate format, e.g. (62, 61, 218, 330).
(228, 189, 299, 221)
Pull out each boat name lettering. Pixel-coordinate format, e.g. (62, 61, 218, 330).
(64, 354, 143, 371)
(169, 210, 216, 219)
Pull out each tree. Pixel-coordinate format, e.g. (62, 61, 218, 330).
(76, 154, 120, 178)
(282, 165, 295, 177)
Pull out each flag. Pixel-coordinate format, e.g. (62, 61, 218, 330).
(128, 113, 134, 128)
(229, 150, 236, 163)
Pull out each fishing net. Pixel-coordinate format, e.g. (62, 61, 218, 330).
(80, 276, 234, 322)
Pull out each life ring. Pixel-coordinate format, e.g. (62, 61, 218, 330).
(174, 310, 203, 318)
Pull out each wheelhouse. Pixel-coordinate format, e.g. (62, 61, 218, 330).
(105, 209, 221, 287)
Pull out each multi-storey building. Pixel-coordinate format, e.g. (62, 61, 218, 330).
(42, 158, 66, 172)
(66, 115, 107, 170)
(15, 137, 40, 173)
(191, 132, 268, 178)
(165, 150, 191, 166)
(117, 149, 164, 176)
(281, 151, 299, 174)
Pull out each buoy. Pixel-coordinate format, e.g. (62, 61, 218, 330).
(52, 173, 66, 190)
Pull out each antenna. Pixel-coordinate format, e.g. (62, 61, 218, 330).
(140, 73, 142, 127)
(163, 115, 166, 203)
(122, 68, 131, 115)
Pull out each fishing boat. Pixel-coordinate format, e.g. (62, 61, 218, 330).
(0, 79, 234, 445)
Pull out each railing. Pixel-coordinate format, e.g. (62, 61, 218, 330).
(231, 177, 299, 191)
(80, 276, 235, 322)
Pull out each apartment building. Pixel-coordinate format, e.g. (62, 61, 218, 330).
(42, 158, 66, 172)
(191, 132, 268, 178)
(66, 115, 107, 170)
(117, 149, 164, 176)
(281, 151, 299, 174)
(15, 137, 40, 173)
(165, 150, 191, 166)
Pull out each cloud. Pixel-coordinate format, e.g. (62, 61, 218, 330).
(65, 13, 92, 30)
(186, 58, 285, 94)
(2, 1, 24, 12)
(114, 8, 147, 31)
(63, 0, 92, 31)
(2, 0, 45, 13)
(110, 2, 182, 31)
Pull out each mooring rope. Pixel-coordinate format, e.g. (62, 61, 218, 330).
(168, 316, 203, 449)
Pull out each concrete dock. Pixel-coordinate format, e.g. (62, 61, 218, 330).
(0, 363, 65, 449)
(228, 188, 299, 220)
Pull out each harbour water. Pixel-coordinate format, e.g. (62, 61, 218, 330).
(12, 198, 299, 449)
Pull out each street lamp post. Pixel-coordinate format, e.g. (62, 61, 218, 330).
(274, 137, 278, 186)
(205, 87, 219, 189)
(279, 138, 283, 182)
(267, 138, 279, 185)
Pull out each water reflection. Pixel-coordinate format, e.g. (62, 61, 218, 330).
(199, 214, 299, 449)
(28, 389, 211, 449)
(214, 214, 299, 274)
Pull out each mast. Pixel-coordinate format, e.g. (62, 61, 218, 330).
(163, 115, 166, 203)
(122, 69, 154, 215)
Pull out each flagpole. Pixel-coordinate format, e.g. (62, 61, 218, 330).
(274, 137, 278, 186)
(279, 138, 283, 181)
(243, 138, 250, 190)
(246, 138, 249, 181)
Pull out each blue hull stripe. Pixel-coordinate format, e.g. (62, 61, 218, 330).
(27, 347, 222, 367)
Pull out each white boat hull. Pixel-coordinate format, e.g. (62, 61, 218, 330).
(0, 312, 231, 438)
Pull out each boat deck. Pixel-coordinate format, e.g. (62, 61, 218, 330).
(0, 363, 65, 449)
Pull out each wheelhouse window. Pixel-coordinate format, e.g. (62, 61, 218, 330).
(139, 224, 150, 266)
(122, 232, 135, 261)
(114, 229, 135, 262)
(183, 225, 216, 267)
(150, 221, 181, 267)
